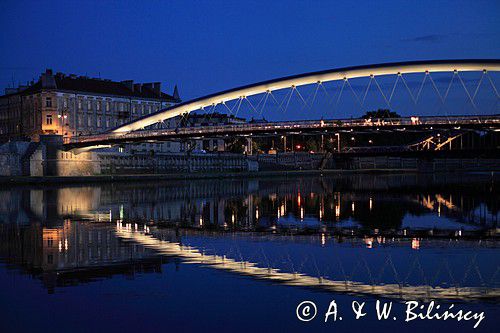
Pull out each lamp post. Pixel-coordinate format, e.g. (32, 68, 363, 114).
(335, 133, 340, 152)
(58, 109, 68, 137)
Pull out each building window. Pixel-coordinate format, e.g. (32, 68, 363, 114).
(106, 117, 110, 128)
(87, 100, 91, 110)
(88, 117, 92, 127)
(78, 115, 83, 127)
(46, 114, 53, 125)
(78, 99, 82, 109)
(97, 101, 101, 111)
(119, 103, 124, 112)
(106, 101, 110, 112)
(63, 98, 68, 108)
(97, 116, 102, 127)
(45, 97, 52, 107)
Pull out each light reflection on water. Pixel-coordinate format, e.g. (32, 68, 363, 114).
(0, 173, 498, 297)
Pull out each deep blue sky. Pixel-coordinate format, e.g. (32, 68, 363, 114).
(1, 0, 499, 101)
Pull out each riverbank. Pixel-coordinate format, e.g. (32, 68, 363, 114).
(1, 168, 497, 185)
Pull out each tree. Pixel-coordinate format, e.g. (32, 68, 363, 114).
(361, 109, 401, 119)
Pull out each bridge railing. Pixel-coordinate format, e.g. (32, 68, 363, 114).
(67, 115, 500, 144)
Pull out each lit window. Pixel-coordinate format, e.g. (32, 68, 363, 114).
(97, 101, 101, 111)
(45, 97, 52, 107)
(46, 114, 53, 125)
(78, 100, 82, 109)
(87, 100, 91, 109)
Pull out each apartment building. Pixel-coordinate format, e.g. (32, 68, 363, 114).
(0, 69, 181, 143)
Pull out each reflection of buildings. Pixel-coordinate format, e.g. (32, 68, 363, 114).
(0, 220, 158, 292)
(0, 174, 497, 235)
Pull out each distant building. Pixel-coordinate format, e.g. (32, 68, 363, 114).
(0, 69, 181, 143)
(173, 112, 246, 152)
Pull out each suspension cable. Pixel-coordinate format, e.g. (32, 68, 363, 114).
(373, 76, 392, 109)
(244, 96, 258, 114)
(361, 77, 373, 106)
(485, 72, 500, 99)
(283, 87, 295, 113)
(277, 88, 293, 112)
(258, 92, 270, 117)
(427, 73, 450, 123)
(400, 74, 417, 104)
(294, 86, 309, 107)
(456, 72, 480, 117)
(267, 91, 285, 113)
(415, 74, 428, 103)
(388, 75, 400, 103)
(345, 79, 363, 107)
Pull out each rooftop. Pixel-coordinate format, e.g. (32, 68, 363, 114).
(2, 69, 181, 102)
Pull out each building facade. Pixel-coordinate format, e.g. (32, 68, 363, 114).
(0, 69, 181, 142)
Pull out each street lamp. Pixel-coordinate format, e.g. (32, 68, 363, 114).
(58, 109, 68, 136)
(334, 133, 340, 152)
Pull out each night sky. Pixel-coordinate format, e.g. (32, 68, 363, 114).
(0, 0, 499, 118)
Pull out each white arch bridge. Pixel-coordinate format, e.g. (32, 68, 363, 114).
(65, 59, 500, 150)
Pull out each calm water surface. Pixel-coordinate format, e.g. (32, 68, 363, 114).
(0, 173, 498, 332)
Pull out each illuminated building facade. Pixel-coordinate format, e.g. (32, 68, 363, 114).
(0, 69, 180, 142)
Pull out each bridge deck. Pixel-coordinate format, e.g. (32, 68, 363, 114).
(65, 115, 500, 148)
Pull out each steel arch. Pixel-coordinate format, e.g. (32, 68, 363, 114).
(112, 59, 500, 133)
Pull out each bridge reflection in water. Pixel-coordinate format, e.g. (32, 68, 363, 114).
(0, 173, 498, 299)
(116, 227, 499, 301)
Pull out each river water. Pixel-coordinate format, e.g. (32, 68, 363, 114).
(0, 173, 498, 332)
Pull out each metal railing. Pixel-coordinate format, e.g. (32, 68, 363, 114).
(67, 115, 500, 145)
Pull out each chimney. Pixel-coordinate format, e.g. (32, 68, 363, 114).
(153, 82, 161, 96)
(41, 68, 56, 89)
(133, 83, 142, 93)
(121, 80, 134, 90)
